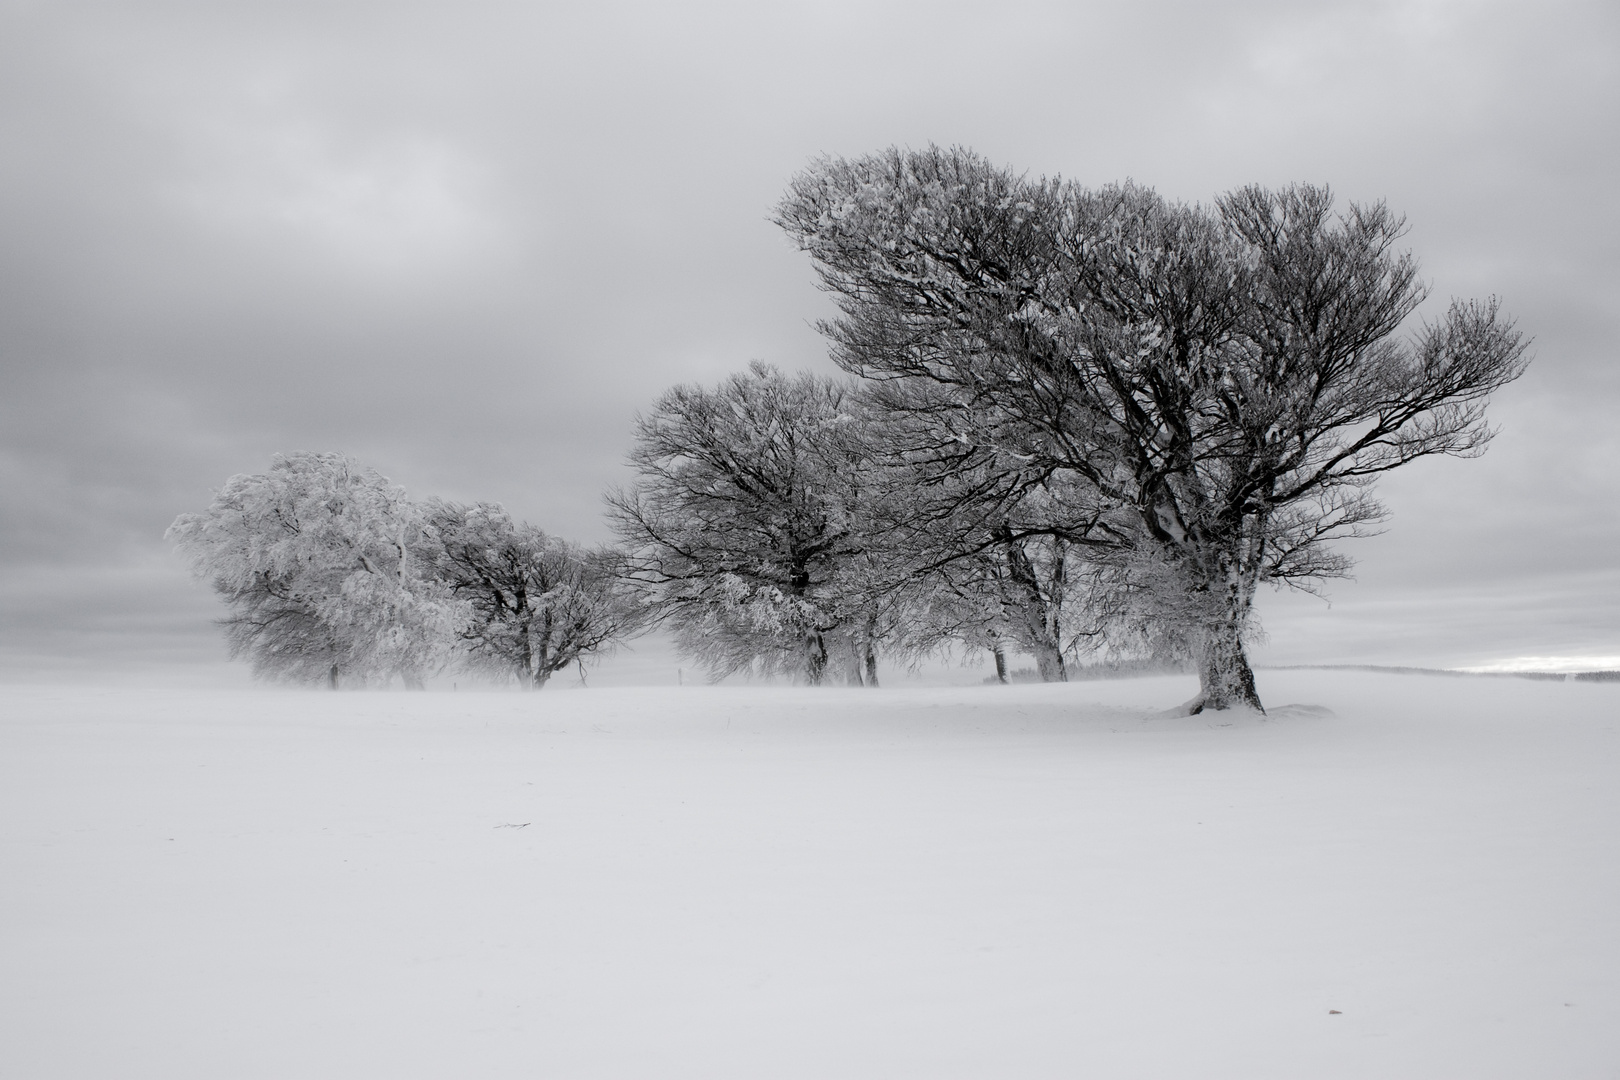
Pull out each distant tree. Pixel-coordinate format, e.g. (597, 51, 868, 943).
(855, 381, 1102, 682)
(422, 501, 643, 688)
(167, 452, 463, 688)
(778, 147, 1529, 712)
(608, 363, 889, 685)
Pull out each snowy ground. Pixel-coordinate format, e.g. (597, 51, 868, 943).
(3, 671, 1617, 1079)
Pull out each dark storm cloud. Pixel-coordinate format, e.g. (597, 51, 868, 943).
(3, 0, 1617, 677)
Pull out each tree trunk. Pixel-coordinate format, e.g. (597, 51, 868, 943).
(805, 631, 828, 686)
(327, 664, 340, 691)
(1031, 639, 1067, 683)
(863, 641, 879, 688)
(518, 612, 534, 689)
(998, 527, 1066, 682)
(1162, 539, 1265, 714)
(843, 636, 865, 685)
(1192, 620, 1262, 712)
(992, 643, 1008, 684)
(531, 609, 553, 690)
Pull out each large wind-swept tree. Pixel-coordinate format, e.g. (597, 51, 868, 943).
(777, 146, 1529, 712)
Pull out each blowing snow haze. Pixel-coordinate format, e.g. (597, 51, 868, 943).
(2, 0, 1617, 683)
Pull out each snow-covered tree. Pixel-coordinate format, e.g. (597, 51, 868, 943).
(850, 377, 1106, 682)
(421, 501, 643, 688)
(167, 452, 462, 688)
(778, 147, 1529, 712)
(859, 507, 1074, 682)
(608, 363, 891, 685)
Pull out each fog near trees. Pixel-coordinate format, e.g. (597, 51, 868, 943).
(170, 149, 1527, 709)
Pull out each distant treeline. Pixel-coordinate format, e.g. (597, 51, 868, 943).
(1273, 665, 1620, 683)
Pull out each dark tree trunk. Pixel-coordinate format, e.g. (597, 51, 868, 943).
(1181, 554, 1265, 712)
(518, 613, 534, 689)
(529, 609, 553, 690)
(998, 526, 1066, 682)
(327, 664, 340, 690)
(805, 632, 828, 686)
(992, 643, 1008, 684)
(863, 641, 879, 688)
(1192, 620, 1262, 712)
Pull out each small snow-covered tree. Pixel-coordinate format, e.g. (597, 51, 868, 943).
(778, 148, 1529, 712)
(167, 452, 462, 687)
(422, 501, 643, 688)
(608, 363, 890, 685)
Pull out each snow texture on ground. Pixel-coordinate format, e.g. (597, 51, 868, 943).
(3, 670, 1617, 1079)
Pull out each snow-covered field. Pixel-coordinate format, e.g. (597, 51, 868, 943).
(3, 670, 1617, 1079)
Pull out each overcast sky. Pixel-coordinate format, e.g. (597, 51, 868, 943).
(3, 0, 1616, 683)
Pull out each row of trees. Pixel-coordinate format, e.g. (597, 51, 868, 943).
(606, 362, 1093, 689)
(174, 147, 1529, 710)
(168, 453, 641, 689)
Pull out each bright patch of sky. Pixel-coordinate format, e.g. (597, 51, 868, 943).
(1457, 656, 1620, 674)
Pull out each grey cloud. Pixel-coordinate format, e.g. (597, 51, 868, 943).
(4, 0, 1617, 677)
